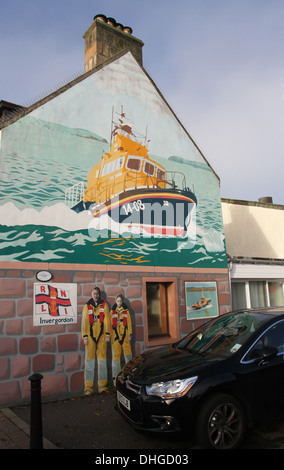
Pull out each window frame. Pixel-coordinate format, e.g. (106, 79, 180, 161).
(142, 277, 179, 347)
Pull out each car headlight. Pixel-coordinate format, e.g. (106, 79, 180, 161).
(146, 376, 198, 399)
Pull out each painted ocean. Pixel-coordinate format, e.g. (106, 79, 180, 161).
(0, 117, 227, 267)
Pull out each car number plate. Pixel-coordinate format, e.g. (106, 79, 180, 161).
(117, 391, 131, 411)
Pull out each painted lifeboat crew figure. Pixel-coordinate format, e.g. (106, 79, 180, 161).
(82, 287, 110, 395)
(111, 293, 133, 384)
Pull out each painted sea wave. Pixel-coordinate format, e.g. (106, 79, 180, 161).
(0, 201, 226, 266)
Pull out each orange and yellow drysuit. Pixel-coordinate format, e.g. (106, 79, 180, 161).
(111, 302, 132, 382)
(82, 298, 110, 393)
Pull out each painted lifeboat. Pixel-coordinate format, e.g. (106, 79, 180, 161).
(66, 108, 197, 237)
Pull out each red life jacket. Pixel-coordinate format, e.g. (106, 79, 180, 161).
(88, 300, 105, 324)
(112, 308, 127, 327)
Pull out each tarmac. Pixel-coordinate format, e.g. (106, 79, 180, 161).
(1, 390, 284, 452)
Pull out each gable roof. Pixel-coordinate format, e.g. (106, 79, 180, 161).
(0, 49, 219, 181)
(0, 100, 26, 123)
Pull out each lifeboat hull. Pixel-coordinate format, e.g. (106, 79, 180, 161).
(73, 188, 196, 238)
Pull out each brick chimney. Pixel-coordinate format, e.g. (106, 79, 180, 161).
(83, 14, 144, 72)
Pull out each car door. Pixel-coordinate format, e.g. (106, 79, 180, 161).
(241, 319, 284, 422)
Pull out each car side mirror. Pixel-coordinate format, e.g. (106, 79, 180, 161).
(254, 345, 278, 366)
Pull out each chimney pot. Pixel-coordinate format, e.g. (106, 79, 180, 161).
(107, 17, 117, 27)
(93, 14, 107, 23)
(123, 26, 133, 34)
(83, 15, 143, 71)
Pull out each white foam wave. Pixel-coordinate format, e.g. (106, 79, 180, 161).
(197, 226, 225, 253)
(0, 202, 92, 231)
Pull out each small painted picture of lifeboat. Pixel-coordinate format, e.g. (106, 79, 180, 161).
(192, 296, 212, 310)
(65, 107, 197, 237)
(187, 296, 213, 313)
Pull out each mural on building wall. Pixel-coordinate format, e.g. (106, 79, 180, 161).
(0, 53, 227, 268)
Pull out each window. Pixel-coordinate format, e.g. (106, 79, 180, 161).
(244, 320, 284, 362)
(102, 157, 124, 176)
(249, 281, 267, 308)
(143, 278, 179, 347)
(146, 283, 169, 337)
(126, 156, 141, 172)
(263, 321, 284, 353)
(144, 162, 155, 176)
(269, 282, 284, 306)
(231, 280, 284, 310)
(157, 168, 166, 180)
(232, 283, 247, 310)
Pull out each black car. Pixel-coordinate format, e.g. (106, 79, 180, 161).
(116, 308, 284, 449)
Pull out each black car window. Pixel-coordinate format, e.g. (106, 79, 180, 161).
(176, 311, 265, 358)
(244, 320, 284, 361)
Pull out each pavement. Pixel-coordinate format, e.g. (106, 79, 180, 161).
(1, 390, 284, 452)
(0, 407, 56, 449)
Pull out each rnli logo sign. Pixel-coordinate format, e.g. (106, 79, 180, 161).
(33, 283, 77, 326)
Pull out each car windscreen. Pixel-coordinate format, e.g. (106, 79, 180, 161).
(176, 311, 268, 358)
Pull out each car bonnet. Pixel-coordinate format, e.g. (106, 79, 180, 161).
(123, 344, 223, 383)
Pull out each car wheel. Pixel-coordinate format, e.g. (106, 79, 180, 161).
(196, 393, 246, 449)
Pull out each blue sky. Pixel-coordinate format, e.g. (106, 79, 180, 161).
(1, 0, 284, 203)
